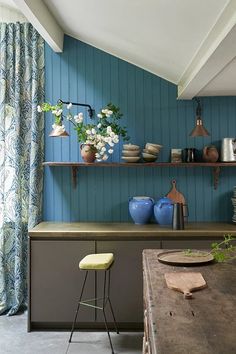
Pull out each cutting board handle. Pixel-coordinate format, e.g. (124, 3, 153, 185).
(172, 179, 177, 189)
(184, 291, 193, 299)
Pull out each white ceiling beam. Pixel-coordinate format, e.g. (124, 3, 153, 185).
(178, 0, 236, 99)
(13, 0, 64, 52)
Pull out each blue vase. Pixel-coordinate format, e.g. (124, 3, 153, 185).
(129, 197, 154, 225)
(154, 197, 173, 225)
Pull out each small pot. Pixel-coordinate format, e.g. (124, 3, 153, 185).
(80, 144, 97, 163)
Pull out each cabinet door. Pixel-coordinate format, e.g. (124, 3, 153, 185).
(30, 240, 95, 323)
(96, 241, 161, 323)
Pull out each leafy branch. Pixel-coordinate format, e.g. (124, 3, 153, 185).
(184, 234, 236, 262)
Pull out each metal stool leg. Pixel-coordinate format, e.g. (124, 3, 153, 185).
(102, 271, 115, 354)
(69, 270, 88, 343)
(107, 268, 119, 334)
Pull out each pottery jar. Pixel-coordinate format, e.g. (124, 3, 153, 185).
(80, 144, 97, 163)
(129, 196, 154, 225)
(154, 197, 173, 225)
(202, 145, 219, 162)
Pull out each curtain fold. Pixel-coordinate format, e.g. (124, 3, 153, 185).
(0, 22, 44, 315)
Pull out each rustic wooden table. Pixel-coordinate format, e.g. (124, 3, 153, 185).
(143, 249, 236, 354)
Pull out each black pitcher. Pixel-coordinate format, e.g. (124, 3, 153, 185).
(172, 203, 184, 230)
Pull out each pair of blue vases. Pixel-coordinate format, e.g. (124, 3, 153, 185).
(129, 196, 173, 225)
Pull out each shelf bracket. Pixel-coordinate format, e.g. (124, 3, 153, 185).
(213, 166, 220, 190)
(71, 167, 78, 188)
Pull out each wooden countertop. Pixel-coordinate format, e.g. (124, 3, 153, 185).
(28, 222, 236, 240)
(143, 249, 236, 354)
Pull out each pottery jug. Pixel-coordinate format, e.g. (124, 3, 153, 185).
(154, 197, 173, 225)
(202, 145, 219, 163)
(129, 197, 154, 225)
(80, 144, 97, 163)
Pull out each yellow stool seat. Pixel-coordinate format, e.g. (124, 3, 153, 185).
(79, 253, 114, 270)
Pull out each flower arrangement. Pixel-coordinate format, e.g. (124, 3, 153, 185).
(37, 102, 129, 161)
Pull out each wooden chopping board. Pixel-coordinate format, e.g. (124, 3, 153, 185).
(166, 179, 185, 204)
(165, 272, 207, 299)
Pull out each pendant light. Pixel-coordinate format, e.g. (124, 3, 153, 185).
(49, 99, 94, 138)
(49, 127, 69, 137)
(189, 98, 210, 137)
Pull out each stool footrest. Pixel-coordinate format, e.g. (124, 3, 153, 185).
(79, 296, 109, 310)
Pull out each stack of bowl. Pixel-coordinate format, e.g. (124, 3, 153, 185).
(231, 186, 236, 223)
(122, 144, 140, 163)
(142, 143, 162, 162)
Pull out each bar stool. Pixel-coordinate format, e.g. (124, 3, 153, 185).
(69, 253, 119, 354)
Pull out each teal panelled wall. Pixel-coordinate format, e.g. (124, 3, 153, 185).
(44, 35, 236, 222)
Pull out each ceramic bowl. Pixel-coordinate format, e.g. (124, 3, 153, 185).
(123, 144, 140, 151)
(142, 152, 158, 162)
(146, 142, 163, 149)
(122, 150, 140, 157)
(122, 156, 141, 163)
(146, 145, 160, 155)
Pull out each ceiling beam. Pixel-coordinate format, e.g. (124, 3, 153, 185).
(178, 0, 236, 99)
(13, 0, 64, 52)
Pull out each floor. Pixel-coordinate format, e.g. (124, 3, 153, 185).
(0, 312, 143, 354)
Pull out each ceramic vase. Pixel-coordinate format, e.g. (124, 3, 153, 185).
(154, 197, 173, 225)
(129, 196, 154, 225)
(80, 144, 97, 163)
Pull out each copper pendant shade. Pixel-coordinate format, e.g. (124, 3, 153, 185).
(49, 129, 69, 137)
(190, 98, 210, 137)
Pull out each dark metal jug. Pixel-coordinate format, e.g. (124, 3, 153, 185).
(172, 202, 184, 230)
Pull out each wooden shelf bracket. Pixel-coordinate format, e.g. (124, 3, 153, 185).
(71, 167, 78, 188)
(213, 166, 221, 190)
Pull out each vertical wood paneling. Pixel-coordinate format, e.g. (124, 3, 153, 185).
(44, 35, 236, 223)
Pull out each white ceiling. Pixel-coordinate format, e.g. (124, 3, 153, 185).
(5, 0, 236, 98)
(43, 0, 229, 84)
(0, 0, 17, 7)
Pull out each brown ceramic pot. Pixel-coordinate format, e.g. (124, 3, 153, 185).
(80, 144, 97, 163)
(202, 145, 219, 162)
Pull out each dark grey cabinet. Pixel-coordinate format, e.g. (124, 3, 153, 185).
(96, 241, 161, 325)
(30, 240, 95, 325)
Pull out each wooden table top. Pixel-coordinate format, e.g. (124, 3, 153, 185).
(143, 249, 236, 354)
(28, 222, 236, 240)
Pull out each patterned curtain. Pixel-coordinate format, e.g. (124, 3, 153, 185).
(0, 23, 44, 315)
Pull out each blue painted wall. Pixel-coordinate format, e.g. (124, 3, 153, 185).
(43, 35, 236, 222)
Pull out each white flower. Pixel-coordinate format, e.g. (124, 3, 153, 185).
(67, 103, 72, 109)
(97, 114, 103, 118)
(108, 149, 113, 154)
(108, 110, 113, 115)
(95, 153, 101, 159)
(102, 154, 108, 161)
(37, 105, 42, 112)
(54, 109, 63, 116)
(74, 113, 83, 124)
(101, 146, 106, 153)
(97, 142, 105, 149)
(97, 123, 101, 128)
(102, 109, 108, 114)
(86, 129, 91, 135)
(91, 128, 96, 135)
(104, 137, 109, 143)
(107, 126, 112, 134)
(110, 131, 115, 138)
(105, 113, 111, 117)
(113, 135, 119, 144)
(109, 141, 114, 147)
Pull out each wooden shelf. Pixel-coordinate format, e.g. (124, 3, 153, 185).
(43, 161, 236, 167)
(43, 161, 236, 189)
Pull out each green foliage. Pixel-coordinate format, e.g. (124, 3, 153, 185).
(210, 234, 236, 262)
(184, 234, 236, 262)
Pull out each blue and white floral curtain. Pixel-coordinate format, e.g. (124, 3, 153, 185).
(0, 22, 44, 315)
